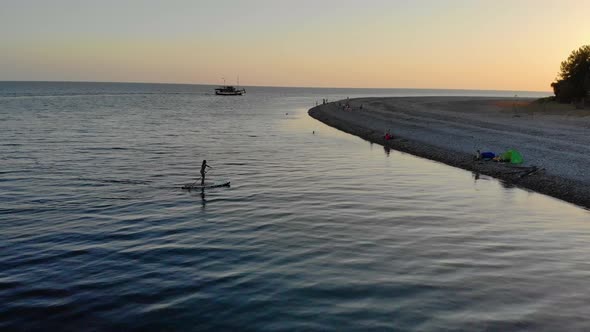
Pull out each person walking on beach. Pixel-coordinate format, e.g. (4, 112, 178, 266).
(200, 160, 212, 186)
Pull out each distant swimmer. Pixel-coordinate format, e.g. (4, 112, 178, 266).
(200, 160, 212, 185)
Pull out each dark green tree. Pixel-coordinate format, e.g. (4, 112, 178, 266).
(552, 45, 590, 104)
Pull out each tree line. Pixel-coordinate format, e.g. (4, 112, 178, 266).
(551, 45, 590, 105)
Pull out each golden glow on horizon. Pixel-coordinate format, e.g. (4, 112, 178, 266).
(2, 0, 590, 91)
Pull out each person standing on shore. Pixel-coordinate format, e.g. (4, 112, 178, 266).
(200, 160, 211, 186)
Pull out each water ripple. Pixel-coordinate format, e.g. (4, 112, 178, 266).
(0, 83, 588, 331)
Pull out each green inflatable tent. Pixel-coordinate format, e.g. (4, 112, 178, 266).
(499, 149, 524, 164)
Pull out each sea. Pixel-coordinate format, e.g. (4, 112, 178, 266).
(1, 82, 589, 331)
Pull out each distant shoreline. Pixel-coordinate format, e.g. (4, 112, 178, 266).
(309, 97, 590, 208)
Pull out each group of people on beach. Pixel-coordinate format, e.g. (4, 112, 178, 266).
(316, 99, 330, 106)
(317, 97, 363, 111)
(337, 97, 363, 112)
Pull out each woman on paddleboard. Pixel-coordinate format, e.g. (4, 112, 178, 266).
(200, 160, 212, 185)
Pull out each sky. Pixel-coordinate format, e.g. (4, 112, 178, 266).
(1, 0, 589, 91)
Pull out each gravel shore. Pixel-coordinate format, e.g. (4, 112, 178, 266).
(309, 97, 590, 209)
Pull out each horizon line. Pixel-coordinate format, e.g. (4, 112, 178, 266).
(0, 80, 553, 93)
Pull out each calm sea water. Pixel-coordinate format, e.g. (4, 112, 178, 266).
(1, 82, 588, 331)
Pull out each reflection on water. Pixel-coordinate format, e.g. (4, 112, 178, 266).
(384, 145, 391, 157)
(473, 171, 481, 181)
(500, 179, 518, 189)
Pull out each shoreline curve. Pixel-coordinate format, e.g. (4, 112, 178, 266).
(309, 97, 590, 209)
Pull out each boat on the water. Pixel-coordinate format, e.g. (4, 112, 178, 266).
(215, 77, 245, 96)
(215, 85, 245, 96)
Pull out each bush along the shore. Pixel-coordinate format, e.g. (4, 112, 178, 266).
(551, 45, 590, 108)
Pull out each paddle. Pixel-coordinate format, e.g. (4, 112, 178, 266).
(187, 177, 202, 188)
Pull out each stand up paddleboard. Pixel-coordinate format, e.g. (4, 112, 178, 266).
(181, 180, 230, 190)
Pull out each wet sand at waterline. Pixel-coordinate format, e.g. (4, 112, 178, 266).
(309, 97, 590, 208)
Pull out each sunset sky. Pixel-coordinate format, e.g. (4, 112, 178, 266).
(1, 0, 589, 91)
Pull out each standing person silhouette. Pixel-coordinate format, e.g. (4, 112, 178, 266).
(200, 160, 212, 186)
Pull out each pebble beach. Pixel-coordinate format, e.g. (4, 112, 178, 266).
(309, 97, 590, 208)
